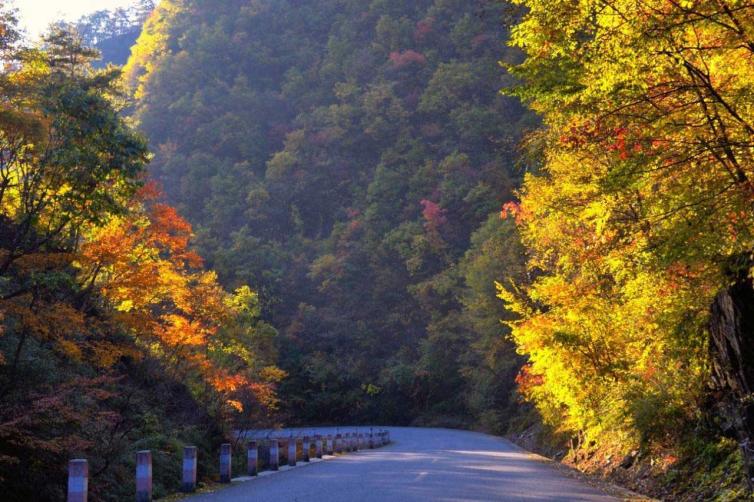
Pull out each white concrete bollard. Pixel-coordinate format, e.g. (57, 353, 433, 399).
(302, 436, 310, 462)
(326, 434, 334, 455)
(182, 446, 197, 493)
(136, 450, 152, 502)
(287, 438, 297, 467)
(315, 435, 323, 458)
(335, 433, 343, 454)
(67, 459, 88, 502)
(219, 443, 232, 483)
(269, 439, 279, 471)
(247, 440, 258, 476)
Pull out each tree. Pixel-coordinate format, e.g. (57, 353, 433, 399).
(0, 22, 279, 499)
(502, 0, 754, 446)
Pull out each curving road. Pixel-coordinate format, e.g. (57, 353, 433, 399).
(187, 427, 620, 501)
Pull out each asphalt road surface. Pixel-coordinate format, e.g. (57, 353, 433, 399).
(187, 427, 619, 502)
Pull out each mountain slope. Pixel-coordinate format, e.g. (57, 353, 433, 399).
(126, 0, 534, 427)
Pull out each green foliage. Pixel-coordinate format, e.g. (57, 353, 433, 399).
(126, 0, 534, 427)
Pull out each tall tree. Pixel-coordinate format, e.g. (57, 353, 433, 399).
(502, 0, 754, 448)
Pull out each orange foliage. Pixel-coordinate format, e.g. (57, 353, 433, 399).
(76, 184, 276, 414)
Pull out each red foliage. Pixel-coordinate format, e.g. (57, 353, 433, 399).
(515, 364, 544, 395)
(414, 17, 435, 42)
(389, 50, 427, 69)
(501, 201, 522, 223)
(420, 199, 447, 230)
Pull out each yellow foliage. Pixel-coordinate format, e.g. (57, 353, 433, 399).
(503, 0, 754, 444)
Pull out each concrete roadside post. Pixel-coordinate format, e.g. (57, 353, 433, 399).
(136, 450, 152, 502)
(335, 433, 343, 454)
(302, 436, 310, 462)
(67, 459, 88, 502)
(270, 439, 279, 471)
(315, 435, 323, 458)
(247, 440, 258, 476)
(288, 436, 297, 467)
(295, 437, 304, 462)
(326, 434, 334, 455)
(182, 446, 197, 493)
(219, 444, 232, 483)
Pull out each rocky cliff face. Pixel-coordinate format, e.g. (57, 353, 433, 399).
(709, 270, 754, 487)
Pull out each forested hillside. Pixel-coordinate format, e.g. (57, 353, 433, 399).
(74, 1, 155, 67)
(125, 0, 534, 429)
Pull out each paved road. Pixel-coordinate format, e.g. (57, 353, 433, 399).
(188, 427, 618, 501)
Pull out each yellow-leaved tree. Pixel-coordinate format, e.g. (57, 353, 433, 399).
(501, 0, 754, 447)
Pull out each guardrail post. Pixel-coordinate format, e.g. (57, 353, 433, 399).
(270, 439, 279, 471)
(247, 441, 258, 476)
(302, 436, 310, 462)
(182, 446, 197, 493)
(288, 437, 297, 467)
(315, 435, 323, 458)
(68, 459, 88, 502)
(219, 443, 232, 483)
(136, 450, 152, 502)
(326, 434, 334, 455)
(335, 433, 343, 454)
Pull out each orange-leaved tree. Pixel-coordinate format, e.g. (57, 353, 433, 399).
(78, 183, 283, 419)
